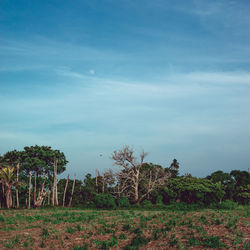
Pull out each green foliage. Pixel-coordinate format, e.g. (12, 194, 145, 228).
(167, 201, 203, 211)
(66, 226, 77, 234)
(202, 235, 226, 248)
(94, 193, 116, 209)
(73, 244, 88, 250)
(123, 234, 148, 250)
(0, 214, 5, 222)
(207, 170, 233, 185)
(41, 228, 50, 239)
(156, 195, 164, 205)
(119, 233, 127, 240)
(96, 236, 118, 249)
(162, 176, 218, 204)
(116, 196, 130, 208)
(22, 235, 34, 248)
(186, 236, 200, 247)
(122, 223, 131, 231)
(226, 216, 238, 229)
(169, 234, 178, 246)
(3, 235, 20, 249)
(141, 199, 152, 207)
(211, 200, 238, 210)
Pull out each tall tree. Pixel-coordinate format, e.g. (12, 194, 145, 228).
(168, 159, 180, 177)
(1, 146, 68, 207)
(0, 150, 22, 207)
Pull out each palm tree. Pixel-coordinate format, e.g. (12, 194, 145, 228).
(0, 166, 24, 208)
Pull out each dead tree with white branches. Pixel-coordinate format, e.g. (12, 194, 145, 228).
(111, 146, 170, 204)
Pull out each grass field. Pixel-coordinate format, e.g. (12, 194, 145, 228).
(0, 207, 249, 249)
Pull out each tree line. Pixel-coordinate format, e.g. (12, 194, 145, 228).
(0, 145, 249, 209)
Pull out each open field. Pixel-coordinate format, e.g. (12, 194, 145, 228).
(0, 207, 249, 249)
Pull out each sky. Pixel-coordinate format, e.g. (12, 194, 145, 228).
(0, 0, 250, 179)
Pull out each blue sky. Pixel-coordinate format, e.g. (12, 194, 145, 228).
(0, 0, 250, 179)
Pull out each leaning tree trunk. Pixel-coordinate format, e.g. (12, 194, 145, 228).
(68, 174, 76, 207)
(63, 174, 69, 207)
(28, 171, 32, 209)
(16, 163, 20, 208)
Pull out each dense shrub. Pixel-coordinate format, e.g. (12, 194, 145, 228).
(116, 196, 130, 208)
(166, 202, 204, 211)
(141, 200, 152, 207)
(156, 195, 164, 205)
(209, 200, 238, 210)
(94, 193, 116, 209)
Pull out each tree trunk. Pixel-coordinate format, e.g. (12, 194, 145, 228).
(1, 184, 5, 207)
(12, 193, 14, 208)
(63, 174, 69, 207)
(134, 170, 140, 203)
(34, 180, 47, 207)
(55, 184, 58, 206)
(68, 174, 76, 207)
(147, 170, 152, 200)
(28, 171, 32, 209)
(48, 190, 50, 205)
(95, 169, 99, 192)
(102, 174, 105, 193)
(16, 163, 20, 208)
(135, 183, 139, 203)
(117, 182, 120, 197)
(52, 159, 58, 206)
(5, 185, 12, 209)
(33, 171, 37, 207)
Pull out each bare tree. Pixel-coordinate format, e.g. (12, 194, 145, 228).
(68, 174, 76, 207)
(62, 174, 69, 207)
(111, 146, 170, 204)
(138, 163, 170, 203)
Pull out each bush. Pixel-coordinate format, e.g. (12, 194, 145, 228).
(141, 200, 152, 207)
(219, 200, 238, 210)
(209, 200, 238, 210)
(94, 193, 116, 209)
(156, 195, 164, 205)
(116, 196, 130, 208)
(202, 235, 226, 248)
(166, 202, 203, 211)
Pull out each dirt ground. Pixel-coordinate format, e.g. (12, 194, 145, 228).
(0, 208, 249, 249)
